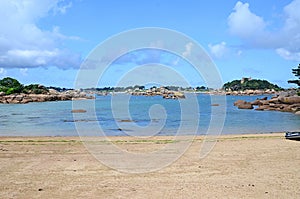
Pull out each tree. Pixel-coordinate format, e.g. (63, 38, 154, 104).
(195, 86, 208, 91)
(223, 79, 281, 91)
(0, 77, 24, 95)
(288, 64, 300, 87)
(23, 84, 49, 94)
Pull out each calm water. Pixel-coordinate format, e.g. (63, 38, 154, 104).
(0, 94, 299, 136)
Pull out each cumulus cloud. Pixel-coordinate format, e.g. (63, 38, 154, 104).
(0, 0, 81, 69)
(227, 0, 300, 61)
(228, 2, 266, 38)
(208, 42, 228, 59)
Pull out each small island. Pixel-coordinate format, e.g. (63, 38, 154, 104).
(0, 77, 94, 104)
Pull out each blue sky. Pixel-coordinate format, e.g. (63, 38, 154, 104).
(0, 0, 299, 88)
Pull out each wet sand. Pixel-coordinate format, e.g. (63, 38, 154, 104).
(0, 133, 299, 198)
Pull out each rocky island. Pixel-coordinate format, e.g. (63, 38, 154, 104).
(0, 77, 94, 104)
(129, 86, 185, 99)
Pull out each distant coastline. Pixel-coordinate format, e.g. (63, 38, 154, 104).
(0, 76, 299, 104)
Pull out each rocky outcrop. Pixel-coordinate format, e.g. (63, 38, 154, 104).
(130, 87, 185, 99)
(234, 100, 254, 109)
(234, 93, 300, 114)
(206, 89, 280, 96)
(0, 90, 94, 104)
(225, 89, 278, 96)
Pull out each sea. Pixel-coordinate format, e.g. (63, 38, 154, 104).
(0, 93, 299, 136)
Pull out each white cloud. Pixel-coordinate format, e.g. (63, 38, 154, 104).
(0, 68, 7, 76)
(208, 42, 228, 59)
(276, 48, 300, 61)
(0, 0, 81, 69)
(227, 0, 300, 61)
(20, 68, 28, 76)
(228, 1, 266, 38)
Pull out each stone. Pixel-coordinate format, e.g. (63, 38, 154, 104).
(268, 98, 280, 104)
(255, 106, 267, 111)
(15, 94, 24, 102)
(71, 109, 87, 113)
(237, 102, 253, 109)
(234, 100, 246, 106)
(278, 96, 300, 104)
(251, 100, 262, 106)
(173, 92, 185, 99)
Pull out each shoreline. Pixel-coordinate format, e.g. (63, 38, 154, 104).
(0, 132, 286, 140)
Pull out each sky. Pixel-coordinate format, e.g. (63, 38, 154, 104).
(0, 0, 300, 88)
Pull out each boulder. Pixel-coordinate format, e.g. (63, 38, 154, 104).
(173, 92, 185, 99)
(234, 99, 254, 109)
(49, 89, 59, 95)
(15, 94, 24, 102)
(251, 100, 263, 106)
(71, 109, 87, 113)
(280, 106, 293, 112)
(254, 90, 263, 95)
(5, 96, 13, 104)
(237, 102, 253, 109)
(234, 100, 246, 106)
(268, 98, 280, 104)
(278, 96, 300, 104)
(245, 90, 254, 95)
(21, 97, 33, 104)
(289, 104, 300, 112)
(255, 106, 267, 111)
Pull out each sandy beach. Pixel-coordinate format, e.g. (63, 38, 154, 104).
(0, 133, 299, 198)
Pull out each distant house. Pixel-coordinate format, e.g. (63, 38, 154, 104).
(241, 77, 252, 84)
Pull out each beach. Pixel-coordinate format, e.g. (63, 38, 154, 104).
(0, 133, 299, 198)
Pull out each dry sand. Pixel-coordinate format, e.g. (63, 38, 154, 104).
(0, 133, 299, 198)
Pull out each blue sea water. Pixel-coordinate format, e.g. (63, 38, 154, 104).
(0, 94, 299, 136)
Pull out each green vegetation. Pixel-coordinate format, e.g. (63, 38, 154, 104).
(0, 77, 24, 95)
(223, 78, 282, 91)
(0, 77, 49, 95)
(23, 84, 48, 94)
(288, 64, 300, 88)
